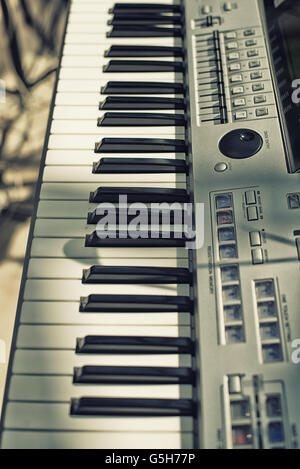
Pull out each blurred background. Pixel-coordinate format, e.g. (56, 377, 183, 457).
(0, 0, 69, 402)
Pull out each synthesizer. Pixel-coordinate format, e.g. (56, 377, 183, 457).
(0, 0, 300, 449)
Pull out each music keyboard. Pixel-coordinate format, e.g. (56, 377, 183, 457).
(2, 0, 300, 450)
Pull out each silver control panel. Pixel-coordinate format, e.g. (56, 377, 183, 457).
(184, 0, 300, 449)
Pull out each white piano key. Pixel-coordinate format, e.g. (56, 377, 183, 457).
(30, 238, 188, 259)
(12, 350, 192, 375)
(58, 74, 182, 88)
(54, 92, 182, 106)
(64, 35, 182, 47)
(20, 301, 191, 326)
(27, 257, 189, 277)
(16, 325, 191, 349)
(37, 200, 92, 218)
(23, 279, 189, 301)
(40, 182, 185, 200)
(1, 430, 193, 449)
(33, 219, 186, 238)
(48, 134, 185, 149)
(50, 120, 185, 136)
(53, 107, 184, 120)
(46, 149, 185, 165)
(3, 402, 193, 432)
(8, 376, 192, 401)
(42, 166, 186, 184)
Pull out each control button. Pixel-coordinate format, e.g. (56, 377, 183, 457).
(247, 206, 258, 221)
(226, 325, 244, 343)
(296, 239, 300, 260)
(214, 162, 228, 172)
(219, 244, 238, 260)
(251, 248, 264, 264)
(255, 280, 274, 298)
(262, 344, 282, 363)
(215, 193, 232, 209)
(257, 301, 276, 318)
(287, 193, 300, 209)
(223, 284, 240, 301)
(266, 395, 282, 417)
(234, 110, 247, 120)
(244, 29, 255, 36)
(260, 322, 280, 340)
(254, 95, 266, 104)
(224, 305, 242, 322)
(229, 63, 241, 71)
(231, 399, 251, 419)
(221, 265, 239, 282)
(217, 210, 234, 225)
(202, 5, 212, 14)
(230, 74, 243, 83)
(256, 107, 268, 117)
(250, 71, 263, 80)
(218, 226, 235, 242)
(224, 2, 233, 11)
(268, 422, 285, 444)
(249, 60, 261, 68)
(225, 31, 237, 39)
(228, 374, 243, 394)
(247, 49, 259, 57)
(219, 129, 263, 159)
(233, 98, 246, 107)
(245, 39, 257, 47)
(232, 425, 253, 446)
(245, 190, 256, 205)
(231, 86, 244, 95)
(249, 231, 261, 246)
(228, 52, 240, 61)
(252, 83, 264, 91)
(226, 41, 238, 50)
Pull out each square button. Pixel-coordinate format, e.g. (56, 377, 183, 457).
(249, 60, 261, 68)
(252, 83, 264, 91)
(254, 95, 266, 104)
(218, 226, 235, 242)
(221, 265, 239, 282)
(244, 29, 255, 36)
(256, 107, 268, 117)
(247, 49, 259, 57)
(260, 322, 280, 340)
(228, 52, 240, 61)
(226, 325, 244, 343)
(225, 31, 237, 40)
(229, 63, 241, 71)
(252, 248, 264, 264)
(234, 110, 247, 120)
(249, 231, 261, 246)
(232, 86, 244, 95)
(287, 193, 300, 209)
(245, 39, 257, 47)
(262, 344, 283, 363)
(230, 74, 243, 83)
(268, 422, 285, 443)
(232, 425, 253, 446)
(224, 304, 242, 322)
(231, 400, 251, 419)
(233, 98, 246, 107)
(215, 193, 232, 209)
(217, 210, 234, 225)
(223, 284, 240, 301)
(219, 244, 238, 260)
(257, 301, 277, 318)
(247, 206, 258, 221)
(245, 190, 256, 205)
(266, 395, 282, 417)
(250, 71, 263, 80)
(226, 41, 238, 50)
(255, 280, 274, 298)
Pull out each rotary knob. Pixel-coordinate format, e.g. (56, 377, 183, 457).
(219, 129, 263, 159)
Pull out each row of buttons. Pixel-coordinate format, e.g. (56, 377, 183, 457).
(215, 193, 238, 260)
(230, 70, 264, 82)
(225, 29, 255, 40)
(232, 82, 265, 94)
(254, 280, 283, 363)
(265, 394, 285, 446)
(221, 265, 245, 344)
(201, 2, 238, 14)
(232, 94, 267, 106)
(245, 190, 263, 265)
(231, 397, 253, 448)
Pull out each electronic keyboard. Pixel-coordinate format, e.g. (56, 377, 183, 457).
(0, 0, 300, 449)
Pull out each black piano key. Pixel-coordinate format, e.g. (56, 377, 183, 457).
(87, 208, 184, 225)
(94, 138, 186, 153)
(73, 366, 194, 385)
(80, 294, 193, 313)
(85, 232, 187, 248)
(104, 45, 183, 58)
(82, 266, 192, 284)
(101, 81, 184, 95)
(108, 16, 182, 26)
(98, 112, 185, 127)
(110, 4, 182, 13)
(108, 26, 182, 38)
(103, 59, 183, 73)
(89, 187, 189, 203)
(99, 96, 185, 110)
(76, 335, 194, 354)
(70, 397, 195, 417)
(92, 157, 187, 174)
